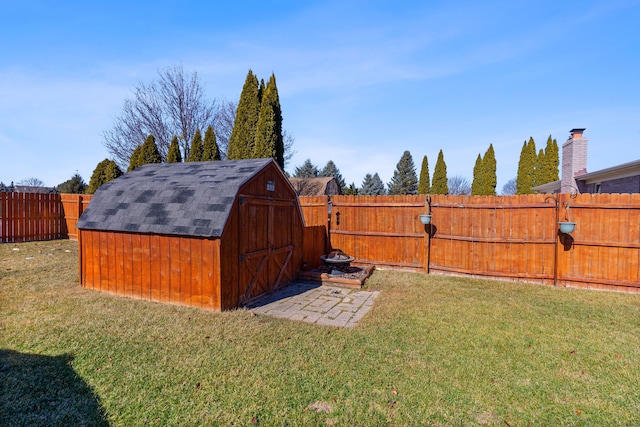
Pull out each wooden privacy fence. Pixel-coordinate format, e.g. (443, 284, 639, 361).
(0, 193, 91, 243)
(299, 194, 640, 293)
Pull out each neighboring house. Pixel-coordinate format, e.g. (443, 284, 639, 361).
(533, 128, 640, 194)
(288, 177, 341, 196)
(13, 185, 57, 194)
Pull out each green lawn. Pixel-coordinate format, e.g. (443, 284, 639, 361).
(2, 240, 640, 426)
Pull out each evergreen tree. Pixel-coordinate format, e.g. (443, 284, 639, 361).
(127, 144, 143, 172)
(56, 173, 87, 194)
(343, 182, 359, 195)
(431, 149, 448, 195)
(186, 129, 203, 162)
(537, 135, 559, 184)
(417, 155, 430, 194)
(361, 173, 386, 195)
(87, 159, 122, 194)
(166, 136, 182, 163)
(516, 137, 536, 194)
(202, 126, 221, 161)
(319, 160, 346, 192)
(483, 143, 497, 195)
(0, 182, 7, 192)
(253, 74, 284, 168)
(471, 153, 483, 196)
(387, 150, 418, 195)
(293, 159, 319, 177)
(533, 148, 545, 188)
(140, 134, 162, 165)
(228, 70, 260, 160)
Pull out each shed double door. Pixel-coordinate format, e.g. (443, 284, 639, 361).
(238, 195, 296, 304)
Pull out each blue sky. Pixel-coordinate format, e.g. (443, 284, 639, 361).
(1, 0, 639, 192)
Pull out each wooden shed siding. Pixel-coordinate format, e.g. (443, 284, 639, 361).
(80, 229, 223, 310)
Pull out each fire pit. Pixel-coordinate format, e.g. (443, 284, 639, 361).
(298, 249, 373, 289)
(320, 249, 355, 267)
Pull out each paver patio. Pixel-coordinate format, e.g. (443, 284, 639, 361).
(247, 282, 379, 327)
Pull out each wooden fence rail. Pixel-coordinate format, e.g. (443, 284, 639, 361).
(0, 193, 91, 243)
(3, 192, 640, 293)
(299, 194, 640, 293)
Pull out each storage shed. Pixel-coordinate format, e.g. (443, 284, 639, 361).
(77, 158, 305, 310)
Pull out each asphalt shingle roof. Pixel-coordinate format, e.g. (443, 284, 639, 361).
(77, 158, 273, 237)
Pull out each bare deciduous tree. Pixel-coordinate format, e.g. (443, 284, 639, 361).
(501, 178, 517, 195)
(17, 177, 45, 187)
(103, 69, 295, 168)
(447, 175, 471, 195)
(103, 65, 218, 167)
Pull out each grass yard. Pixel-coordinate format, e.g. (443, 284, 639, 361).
(2, 240, 640, 426)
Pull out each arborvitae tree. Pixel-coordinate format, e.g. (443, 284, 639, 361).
(516, 137, 536, 194)
(471, 154, 483, 196)
(87, 159, 122, 194)
(253, 74, 284, 168)
(228, 70, 260, 160)
(127, 144, 143, 172)
(537, 135, 559, 185)
(56, 173, 87, 194)
(319, 160, 346, 192)
(293, 159, 319, 177)
(343, 182, 359, 195)
(186, 129, 203, 162)
(202, 126, 221, 161)
(533, 148, 545, 188)
(417, 155, 430, 194)
(166, 136, 183, 163)
(140, 134, 162, 165)
(361, 173, 386, 195)
(482, 143, 497, 195)
(387, 151, 418, 195)
(431, 149, 448, 195)
(104, 160, 123, 182)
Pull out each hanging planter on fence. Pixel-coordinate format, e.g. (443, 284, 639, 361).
(558, 221, 576, 234)
(419, 214, 432, 225)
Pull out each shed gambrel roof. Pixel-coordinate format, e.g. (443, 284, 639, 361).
(77, 158, 275, 237)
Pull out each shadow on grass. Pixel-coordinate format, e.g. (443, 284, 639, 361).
(0, 349, 109, 427)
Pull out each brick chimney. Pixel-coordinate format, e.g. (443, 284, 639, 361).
(561, 128, 588, 193)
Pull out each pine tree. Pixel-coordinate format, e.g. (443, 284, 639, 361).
(186, 129, 203, 162)
(56, 173, 87, 194)
(471, 154, 483, 196)
(483, 143, 497, 195)
(387, 151, 418, 195)
(431, 149, 448, 195)
(202, 126, 220, 161)
(87, 159, 122, 194)
(140, 134, 162, 165)
(166, 136, 183, 163)
(319, 160, 346, 192)
(418, 155, 430, 194)
(228, 70, 260, 160)
(127, 145, 143, 172)
(293, 159, 319, 177)
(516, 137, 536, 194)
(361, 173, 386, 195)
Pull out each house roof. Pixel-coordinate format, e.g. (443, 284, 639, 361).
(77, 158, 274, 237)
(288, 177, 339, 196)
(574, 159, 640, 184)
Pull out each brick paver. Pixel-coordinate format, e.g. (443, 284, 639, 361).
(247, 282, 379, 327)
